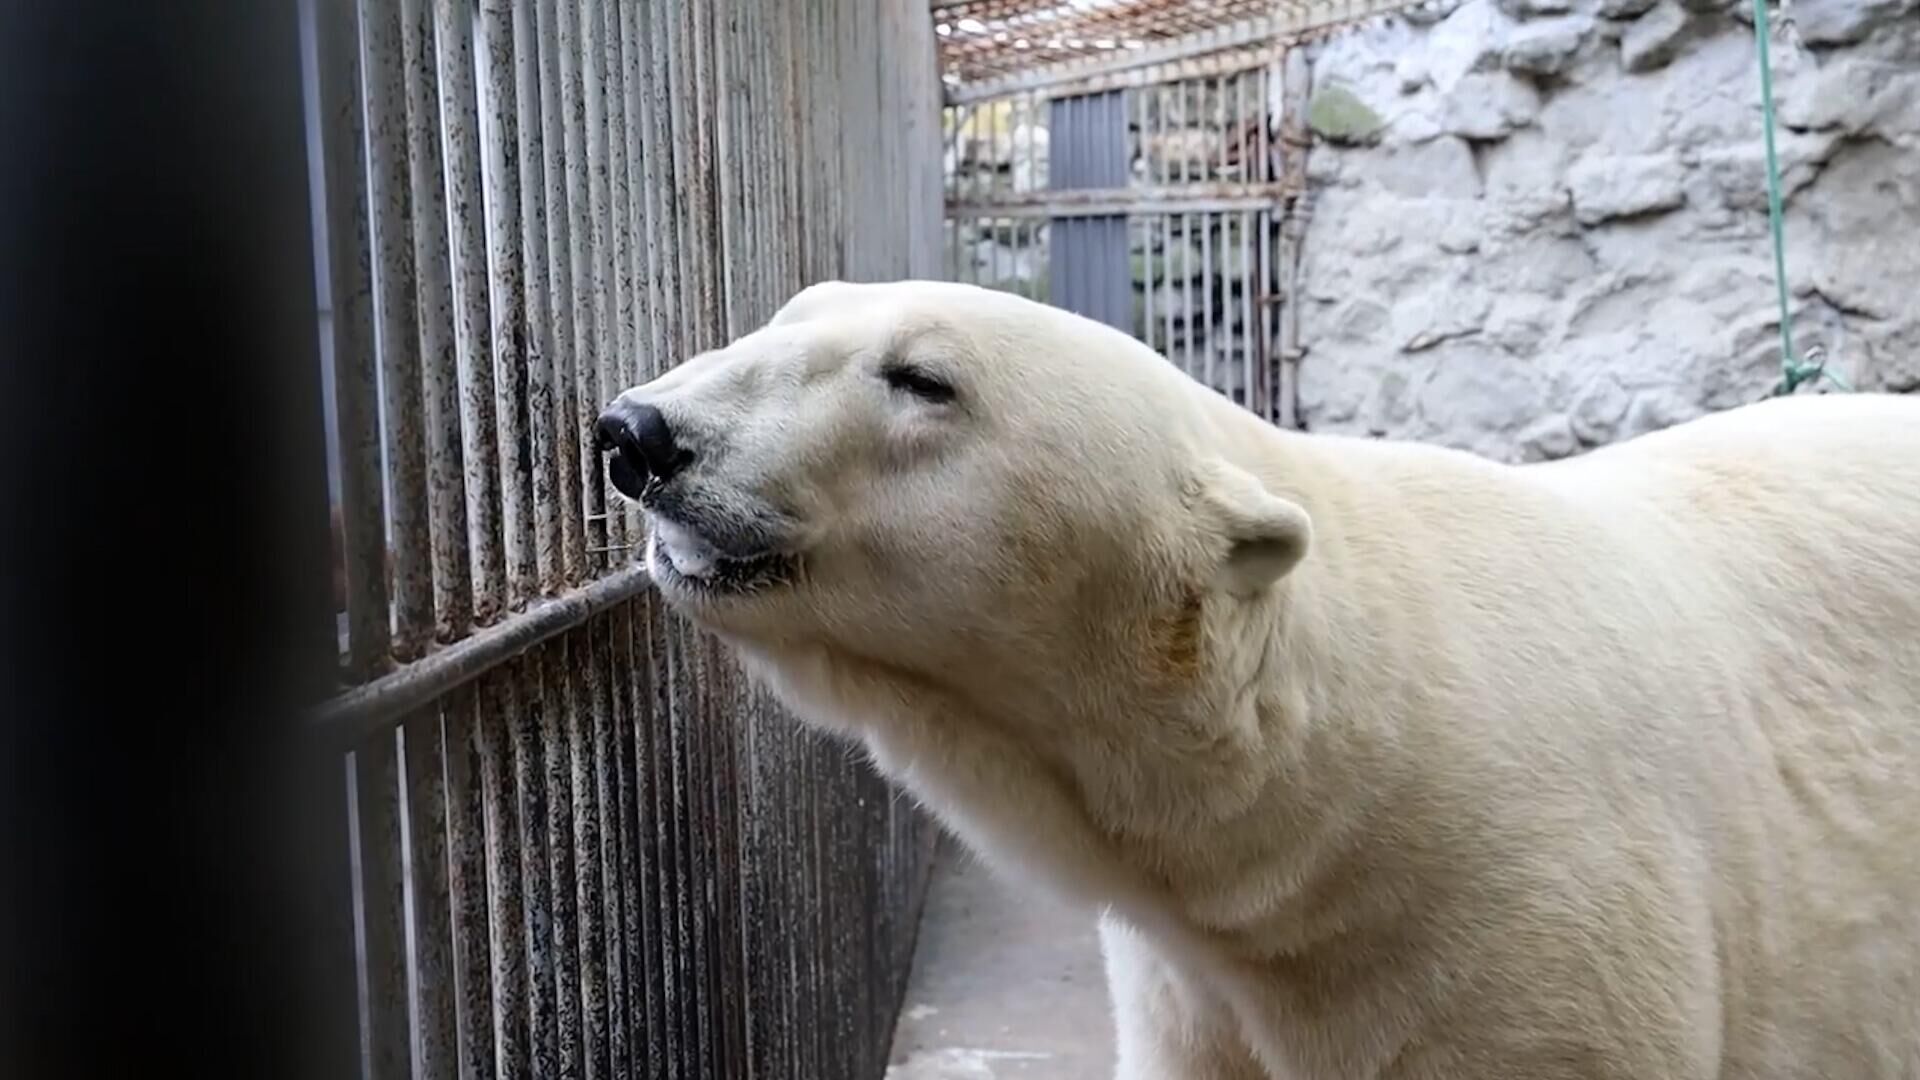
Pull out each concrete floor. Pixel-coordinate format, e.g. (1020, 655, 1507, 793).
(886, 841, 1116, 1079)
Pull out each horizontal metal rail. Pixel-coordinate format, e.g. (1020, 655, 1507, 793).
(312, 563, 654, 745)
(949, 181, 1294, 218)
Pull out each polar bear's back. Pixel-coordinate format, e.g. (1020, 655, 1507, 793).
(1533, 392, 1920, 1075)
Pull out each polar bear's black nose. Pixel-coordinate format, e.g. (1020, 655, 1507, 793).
(595, 401, 690, 493)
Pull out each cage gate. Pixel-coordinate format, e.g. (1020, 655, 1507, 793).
(943, 45, 1303, 426)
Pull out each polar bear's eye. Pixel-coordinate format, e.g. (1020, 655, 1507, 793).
(881, 363, 956, 405)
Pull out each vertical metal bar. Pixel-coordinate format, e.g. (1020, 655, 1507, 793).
(1181, 81, 1194, 376)
(477, 668, 529, 1074)
(641, 598, 685, 1078)
(1261, 204, 1275, 420)
(1136, 86, 1153, 350)
(442, 684, 497, 1076)
(943, 106, 957, 281)
(349, 732, 409, 1078)
(623, 596, 666, 1080)
(640, 0, 682, 381)
(513, 0, 561, 598)
(587, 612, 630, 1080)
(436, 0, 507, 626)
(1242, 210, 1255, 410)
(602, 0, 635, 431)
(608, 597, 651, 1075)
(509, 652, 560, 1076)
(569, 622, 610, 1078)
(479, 0, 537, 611)
(400, 0, 474, 642)
(539, 628, 584, 1079)
(1238, 71, 1255, 410)
(557, 0, 601, 581)
(317, 0, 391, 679)
(1203, 79, 1220, 392)
(687, 0, 724, 348)
(399, 707, 456, 1078)
(582, 0, 626, 576)
(662, 0, 697, 352)
(362, 0, 432, 662)
(712, 0, 744, 330)
(535, 0, 585, 588)
(1159, 85, 1174, 358)
(628, 0, 667, 387)
(593, 0, 638, 566)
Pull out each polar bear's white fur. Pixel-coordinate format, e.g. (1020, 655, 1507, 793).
(599, 280, 1920, 1079)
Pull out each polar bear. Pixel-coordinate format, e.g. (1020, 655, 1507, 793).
(596, 279, 1920, 1079)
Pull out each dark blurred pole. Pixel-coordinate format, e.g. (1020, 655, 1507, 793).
(0, 2, 354, 1077)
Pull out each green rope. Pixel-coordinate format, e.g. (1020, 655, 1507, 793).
(1751, 0, 1850, 396)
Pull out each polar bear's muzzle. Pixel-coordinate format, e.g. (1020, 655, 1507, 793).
(595, 398, 798, 599)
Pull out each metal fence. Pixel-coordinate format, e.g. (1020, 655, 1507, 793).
(944, 44, 1315, 428)
(305, 0, 944, 1076)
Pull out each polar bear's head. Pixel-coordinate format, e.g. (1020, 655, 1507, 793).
(596, 280, 1310, 737)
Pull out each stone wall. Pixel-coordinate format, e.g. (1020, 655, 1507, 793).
(1294, 0, 1920, 460)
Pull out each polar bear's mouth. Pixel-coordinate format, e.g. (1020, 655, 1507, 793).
(645, 514, 795, 595)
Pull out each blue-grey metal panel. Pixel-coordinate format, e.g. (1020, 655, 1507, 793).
(1047, 89, 1130, 332)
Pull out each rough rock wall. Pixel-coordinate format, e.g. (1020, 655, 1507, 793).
(1294, 0, 1920, 460)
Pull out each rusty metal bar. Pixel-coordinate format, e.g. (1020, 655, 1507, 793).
(479, 0, 537, 611)
(507, 651, 561, 1075)
(400, 0, 475, 644)
(641, 0, 684, 383)
(535, 0, 585, 588)
(625, 0, 668, 389)
(477, 667, 530, 1073)
(398, 706, 456, 1076)
(609, 0, 646, 548)
(557, 0, 601, 581)
(589, 611, 632, 1079)
(316, 0, 391, 680)
(348, 731, 409, 1077)
(606, 597, 650, 1074)
(443, 683, 497, 1076)
(513, 0, 561, 598)
(313, 565, 654, 743)
(583, 0, 626, 577)
(569, 613, 611, 1078)
(437, 0, 507, 627)
(361, 0, 433, 662)
(539, 629, 585, 1080)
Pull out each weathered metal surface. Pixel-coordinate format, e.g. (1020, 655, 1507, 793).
(535, 0, 586, 589)
(348, 732, 408, 1078)
(314, 563, 653, 742)
(320, 2, 942, 1076)
(315, 0, 391, 680)
(436, 0, 507, 627)
(477, 668, 529, 1075)
(361, 0, 434, 662)
(479, 0, 538, 611)
(401, 0, 475, 644)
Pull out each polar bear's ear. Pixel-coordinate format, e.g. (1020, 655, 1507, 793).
(1194, 458, 1312, 597)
